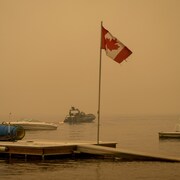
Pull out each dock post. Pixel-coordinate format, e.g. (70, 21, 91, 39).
(9, 153, 11, 160)
(25, 154, 27, 161)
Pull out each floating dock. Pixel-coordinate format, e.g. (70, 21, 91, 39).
(0, 140, 116, 160)
(0, 140, 180, 162)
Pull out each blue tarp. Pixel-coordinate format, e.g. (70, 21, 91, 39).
(0, 124, 25, 141)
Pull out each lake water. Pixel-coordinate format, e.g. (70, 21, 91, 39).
(1, 115, 180, 180)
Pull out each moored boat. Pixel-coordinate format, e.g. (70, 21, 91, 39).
(159, 124, 180, 139)
(64, 106, 96, 123)
(159, 131, 180, 138)
(2, 119, 58, 130)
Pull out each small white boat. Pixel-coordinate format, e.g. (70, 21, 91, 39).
(159, 124, 180, 139)
(2, 119, 58, 130)
(159, 132, 180, 138)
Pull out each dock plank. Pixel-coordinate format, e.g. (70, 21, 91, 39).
(77, 144, 180, 162)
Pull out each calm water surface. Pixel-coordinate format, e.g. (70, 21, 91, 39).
(1, 115, 180, 180)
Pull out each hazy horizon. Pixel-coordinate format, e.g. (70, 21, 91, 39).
(0, 0, 180, 121)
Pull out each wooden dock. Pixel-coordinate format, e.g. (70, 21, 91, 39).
(0, 140, 180, 162)
(0, 140, 116, 160)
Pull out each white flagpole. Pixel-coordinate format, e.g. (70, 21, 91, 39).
(97, 21, 103, 144)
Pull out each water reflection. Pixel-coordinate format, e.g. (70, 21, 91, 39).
(1, 153, 180, 180)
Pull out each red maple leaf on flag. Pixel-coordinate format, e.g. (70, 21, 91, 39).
(106, 38, 119, 51)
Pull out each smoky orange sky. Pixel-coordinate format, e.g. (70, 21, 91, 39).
(0, 0, 180, 121)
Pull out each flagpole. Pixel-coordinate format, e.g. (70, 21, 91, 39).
(97, 21, 103, 144)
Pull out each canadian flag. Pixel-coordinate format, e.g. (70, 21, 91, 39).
(101, 26, 132, 64)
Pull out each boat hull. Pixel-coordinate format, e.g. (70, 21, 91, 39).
(64, 114, 96, 123)
(3, 122, 58, 130)
(159, 132, 180, 138)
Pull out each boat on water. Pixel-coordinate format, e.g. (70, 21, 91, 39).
(2, 118, 58, 130)
(159, 132, 180, 139)
(64, 106, 96, 123)
(159, 124, 180, 139)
